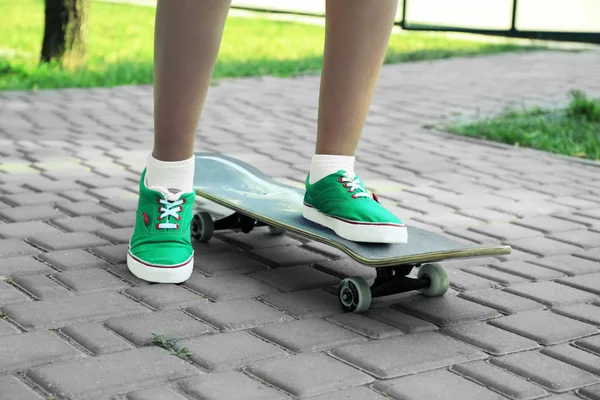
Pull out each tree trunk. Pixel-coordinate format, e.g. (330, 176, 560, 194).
(40, 0, 89, 68)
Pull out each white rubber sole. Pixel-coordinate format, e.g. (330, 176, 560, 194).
(303, 205, 408, 243)
(127, 252, 194, 284)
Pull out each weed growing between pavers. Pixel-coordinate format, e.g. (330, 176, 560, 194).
(151, 333, 192, 361)
(452, 91, 600, 161)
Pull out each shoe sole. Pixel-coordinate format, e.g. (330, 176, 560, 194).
(303, 205, 408, 243)
(127, 252, 194, 284)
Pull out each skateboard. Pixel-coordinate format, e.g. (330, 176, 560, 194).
(191, 153, 511, 312)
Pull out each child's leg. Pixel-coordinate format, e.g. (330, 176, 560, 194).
(304, 0, 408, 243)
(127, 0, 231, 284)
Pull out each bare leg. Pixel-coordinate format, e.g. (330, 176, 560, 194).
(152, 0, 231, 162)
(316, 0, 399, 155)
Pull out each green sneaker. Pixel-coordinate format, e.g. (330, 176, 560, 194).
(303, 170, 407, 243)
(127, 169, 195, 283)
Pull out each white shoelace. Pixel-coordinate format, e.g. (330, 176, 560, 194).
(340, 172, 371, 199)
(156, 195, 184, 230)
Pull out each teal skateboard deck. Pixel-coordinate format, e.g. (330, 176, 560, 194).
(192, 153, 511, 312)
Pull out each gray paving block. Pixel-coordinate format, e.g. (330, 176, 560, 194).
(0, 280, 31, 305)
(530, 255, 600, 276)
(0, 331, 81, 374)
(578, 247, 600, 262)
(412, 213, 482, 229)
(38, 249, 110, 271)
(580, 384, 600, 400)
(179, 371, 288, 400)
(55, 201, 109, 217)
(447, 268, 500, 291)
(442, 322, 540, 355)
(101, 197, 138, 212)
(61, 322, 133, 355)
(308, 386, 387, 400)
(364, 307, 437, 333)
(554, 304, 600, 326)
(12, 275, 73, 299)
(575, 334, 600, 354)
(246, 352, 373, 398)
(0, 239, 41, 258)
(549, 229, 600, 250)
(260, 289, 342, 318)
(508, 237, 582, 257)
(0, 221, 62, 239)
(513, 215, 586, 234)
(314, 258, 377, 281)
(86, 187, 137, 200)
(489, 260, 565, 281)
(254, 318, 366, 353)
(127, 386, 189, 400)
(374, 368, 506, 400)
(90, 244, 128, 264)
(192, 252, 268, 276)
(105, 310, 214, 345)
(470, 222, 543, 241)
(96, 211, 135, 228)
(0, 375, 43, 400)
(250, 265, 340, 292)
(27, 347, 201, 399)
(504, 281, 597, 307)
(221, 229, 302, 249)
(22, 179, 85, 193)
(185, 298, 293, 331)
(107, 263, 152, 287)
(490, 351, 599, 392)
(451, 361, 548, 400)
(4, 291, 149, 329)
(50, 216, 110, 233)
(183, 273, 278, 301)
(326, 313, 404, 339)
(393, 295, 501, 326)
(125, 284, 204, 310)
(459, 288, 544, 314)
(332, 331, 486, 379)
(191, 237, 241, 256)
(0, 256, 55, 277)
(465, 265, 530, 285)
(54, 268, 129, 294)
(28, 232, 110, 251)
(0, 205, 65, 222)
(58, 190, 99, 203)
(457, 207, 517, 223)
(541, 344, 600, 375)
(0, 318, 20, 337)
(182, 331, 288, 371)
(556, 273, 600, 296)
(489, 310, 598, 345)
(250, 245, 329, 268)
(443, 228, 502, 245)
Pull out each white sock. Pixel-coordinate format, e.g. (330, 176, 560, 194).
(309, 154, 355, 184)
(145, 154, 195, 194)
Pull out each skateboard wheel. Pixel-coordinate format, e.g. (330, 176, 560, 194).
(191, 212, 214, 242)
(417, 263, 449, 297)
(268, 226, 285, 236)
(338, 277, 372, 313)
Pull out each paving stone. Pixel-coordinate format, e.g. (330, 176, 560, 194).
(90, 243, 128, 264)
(301, 240, 346, 259)
(12, 275, 73, 299)
(578, 248, 600, 262)
(0, 280, 31, 305)
(0, 239, 40, 258)
(61, 322, 133, 355)
(192, 252, 268, 276)
(460, 289, 543, 316)
(505, 281, 597, 306)
(90, 227, 132, 244)
(489, 309, 598, 345)
(464, 265, 531, 284)
(413, 213, 484, 229)
(556, 273, 600, 296)
(364, 307, 437, 333)
(0, 205, 65, 222)
(513, 215, 586, 233)
(554, 304, 600, 327)
(86, 187, 137, 200)
(55, 201, 108, 217)
(191, 237, 241, 256)
(125, 284, 203, 310)
(4, 291, 149, 329)
(107, 263, 151, 286)
(331, 331, 486, 379)
(0, 256, 55, 277)
(184, 273, 278, 302)
(250, 265, 340, 292)
(105, 310, 214, 345)
(549, 229, 600, 250)
(508, 236, 582, 257)
(308, 386, 387, 400)
(22, 179, 85, 193)
(0, 375, 42, 400)
(182, 331, 288, 371)
(96, 211, 135, 228)
(0, 318, 20, 337)
(529, 255, 600, 276)
(0, 221, 62, 239)
(250, 245, 329, 267)
(127, 386, 189, 400)
(470, 222, 543, 241)
(260, 288, 341, 318)
(575, 334, 600, 355)
(447, 268, 500, 290)
(222, 229, 303, 249)
(28, 347, 201, 399)
(100, 197, 138, 212)
(580, 384, 600, 400)
(541, 343, 600, 375)
(495, 247, 539, 262)
(442, 322, 540, 355)
(393, 295, 501, 326)
(0, 331, 81, 374)
(489, 260, 565, 281)
(179, 370, 287, 400)
(50, 216, 110, 233)
(374, 368, 505, 400)
(490, 351, 599, 392)
(554, 197, 600, 209)
(54, 268, 130, 293)
(38, 249, 110, 271)
(314, 258, 377, 281)
(28, 232, 109, 251)
(326, 312, 404, 339)
(246, 352, 373, 398)
(58, 190, 99, 203)
(457, 208, 518, 223)
(451, 361, 548, 400)
(442, 228, 502, 245)
(254, 318, 366, 353)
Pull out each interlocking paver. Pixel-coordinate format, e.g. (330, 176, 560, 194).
(28, 231, 110, 251)
(464, 265, 530, 285)
(38, 249, 110, 271)
(553, 304, 600, 327)
(0, 256, 55, 276)
(541, 343, 600, 375)
(556, 273, 600, 296)
(513, 215, 586, 234)
(221, 229, 302, 249)
(183, 273, 278, 301)
(0, 318, 20, 337)
(192, 252, 268, 276)
(529, 254, 600, 276)
(61, 323, 133, 355)
(90, 243, 128, 264)
(326, 312, 403, 339)
(0, 239, 41, 258)
(54, 268, 130, 293)
(0, 221, 62, 239)
(446, 268, 500, 291)
(580, 385, 600, 400)
(50, 216, 110, 233)
(576, 334, 600, 355)
(363, 307, 437, 333)
(314, 258, 377, 281)
(250, 245, 329, 267)
(0, 205, 65, 222)
(459, 288, 544, 314)
(260, 288, 341, 318)
(0, 280, 31, 305)
(127, 386, 189, 400)
(125, 284, 204, 310)
(12, 275, 73, 299)
(442, 322, 540, 355)
(55, 201, 109, 217)
(0, 375, 43, 400)
(489, 260, 566, 281)
(470, 222, 543, 241)
(504, 281, 597, 307)
(94, 227, 132, 244)
(250, 265, 340, 292)
(179, 371, 288, 400)
(96, 210, 135, 228)
(508, 236, 582, 257)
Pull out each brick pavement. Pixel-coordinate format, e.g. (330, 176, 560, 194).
(1, 49, 600, 399)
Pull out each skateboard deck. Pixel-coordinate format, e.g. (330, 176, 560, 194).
(192, 153, 511, 267)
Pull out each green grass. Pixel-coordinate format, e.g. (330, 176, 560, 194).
(0, 0, 546, 90)
(452, 91, 600, 161)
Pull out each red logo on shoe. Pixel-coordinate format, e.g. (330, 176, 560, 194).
(142, 212, 149, 226)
